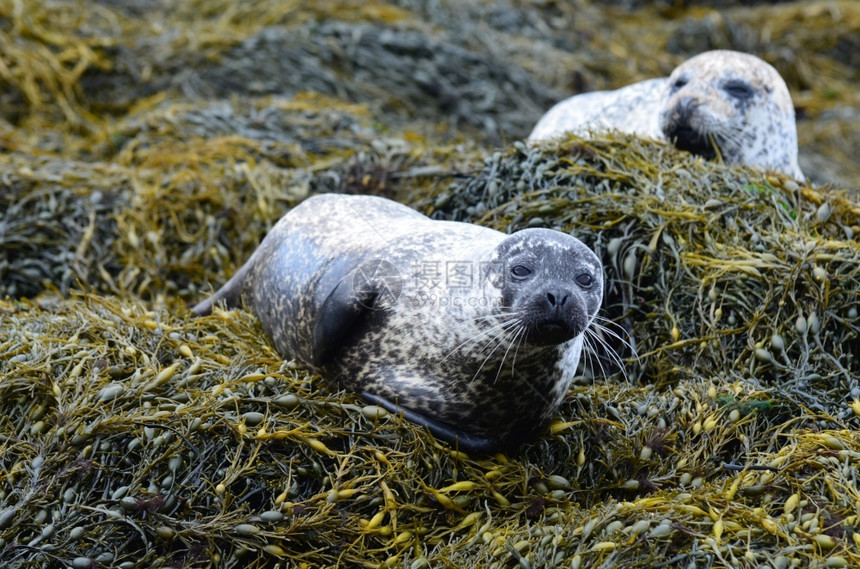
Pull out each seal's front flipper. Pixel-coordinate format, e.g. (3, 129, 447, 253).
(360, 391, 503, 455)
(312, 274, 376, 368)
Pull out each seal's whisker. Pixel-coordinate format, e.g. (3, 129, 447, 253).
(712, 127, 744, 158)
(438, 316, 521, 365)
(472, 311, 521, 324)
(585, 324, 623, 362)
(468, 330, 510, 386)
(504, 324, 552, 406)
(492, 323, 524, 386)
(579, 338, 598, 383)
(590, 319, 636, 356)
(484, 321, 527, 382)
(509, 324, 525, 379)
(584, 326, 630, 383)
(591, 316, 638, 358)
(581, 330, 612, 382)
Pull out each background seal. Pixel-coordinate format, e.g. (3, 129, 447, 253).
(529, 50, 804, 180)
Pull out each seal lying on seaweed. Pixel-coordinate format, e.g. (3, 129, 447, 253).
(529, 50, 804, 180)
(193, 194, 603, 453)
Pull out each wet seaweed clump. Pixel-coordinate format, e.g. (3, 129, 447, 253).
(0, 294, 465, 567)
(1, 94, 466, 302)
(0, 155, 132, 298)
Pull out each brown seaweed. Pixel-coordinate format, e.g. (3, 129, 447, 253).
(2, 1, 860, 567)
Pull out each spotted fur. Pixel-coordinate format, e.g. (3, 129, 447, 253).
(193, 194, 603, 453)
(529, 50, 804, 180)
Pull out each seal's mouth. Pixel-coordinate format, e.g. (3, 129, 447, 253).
(526, 320, 579, 346)
(665, 124, 719, 161)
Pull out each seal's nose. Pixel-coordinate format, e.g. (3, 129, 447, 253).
(523, 287, 582, 346)
(545, 291, 570, 309)
(663, 97, 718, 161)
(673, 96, 698, 126)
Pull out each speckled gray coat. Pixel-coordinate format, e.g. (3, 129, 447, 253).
(193, 194, 602, 452)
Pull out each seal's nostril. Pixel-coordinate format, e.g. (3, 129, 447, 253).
(547, 292, 556, 306)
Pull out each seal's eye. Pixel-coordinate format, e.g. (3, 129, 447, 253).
(575, 273, 594, 288)
(723, 79, 755, 100)
(511, 265, 532, 279)
(671, 77, 688, 92)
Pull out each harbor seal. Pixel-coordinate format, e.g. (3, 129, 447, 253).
(192, 194, 603, 453)
(529, 50, 804, 180)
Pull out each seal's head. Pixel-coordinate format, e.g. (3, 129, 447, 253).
(659, 50, 803, 180)
(490, 228, 603, 347)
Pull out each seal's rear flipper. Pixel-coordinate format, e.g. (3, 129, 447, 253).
(190, 260, 255, 316)
(360, 392, 503, 455)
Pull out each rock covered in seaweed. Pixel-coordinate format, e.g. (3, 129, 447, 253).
(426, 135, 859, 417)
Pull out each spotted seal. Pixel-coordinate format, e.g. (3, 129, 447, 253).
(192, 194, 603, 453)
(529, 50, 804, 180)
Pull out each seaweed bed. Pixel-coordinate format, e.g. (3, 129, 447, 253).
(1, 1, 860, 568)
